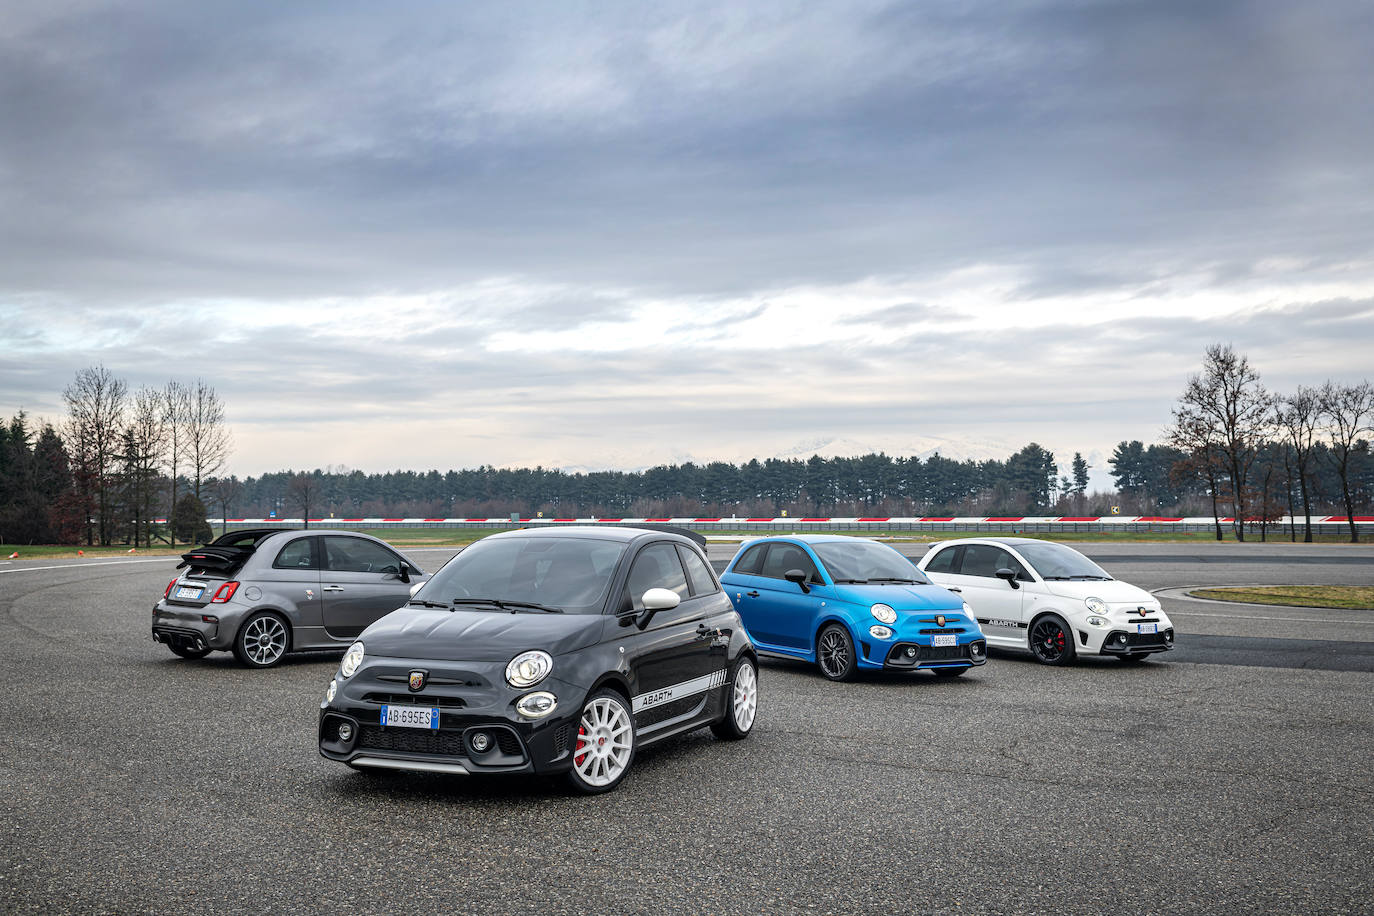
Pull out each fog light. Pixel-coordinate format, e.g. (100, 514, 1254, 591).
(471, 732, 492, 753)
(905, 647, 917, 658)
(1117, 634, 1128, 644)
(869, 625, 893, 640)
(337, 722, 353, 742)
(969, 642, 985, 659)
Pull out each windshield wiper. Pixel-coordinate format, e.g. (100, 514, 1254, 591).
(867, 577, 922, 584)
(1042, 575, 1070, 580)
(833, 578, 869, 584)
(449, 597, 564, 614)
(406, 598, 449, 609)
(1069, 575, 1112, 581)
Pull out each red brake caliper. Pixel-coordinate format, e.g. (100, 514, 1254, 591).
(575, 726, 588, 766)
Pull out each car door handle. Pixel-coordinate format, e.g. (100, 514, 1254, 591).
(697, 624, 723, 638)
(322, 585, 345, 592)
(745, 590, 759, 598)
(946, 587, 962, 593)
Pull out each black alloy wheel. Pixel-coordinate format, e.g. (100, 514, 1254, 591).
(933, 666, 970, 678)
(816, 624, 856, 681)
(1028, 614, 1076, 666)
(168, 643, 211, 660)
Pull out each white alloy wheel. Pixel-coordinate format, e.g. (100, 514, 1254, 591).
(732, 661, 757, 731)
(570, 693, 634, 792)
(236, 613, 289, 668)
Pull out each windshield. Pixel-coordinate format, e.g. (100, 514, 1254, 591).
(812, 540, 930, 585)
(1013, 542, 1112, 580)
(418, 536, 626, 614)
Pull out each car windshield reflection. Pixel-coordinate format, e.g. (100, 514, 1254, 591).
(1013, 542, 1112, 580)
(812, 541, 930, 585)
(419, 536, 626, 614)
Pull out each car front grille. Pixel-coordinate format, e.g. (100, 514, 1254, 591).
(1126, 631, 1169, 649)
(358, 726, 467, 756)
(885, 643, 971, 666)
(363, 693, 467, 708)
(918, 627, 967, 635)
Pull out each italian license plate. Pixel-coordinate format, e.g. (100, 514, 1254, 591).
(1137, 623, 1158, 634)
(382, 704, 439, 729)
(932, 634, 957, 647)
(175, 586, 203, 600)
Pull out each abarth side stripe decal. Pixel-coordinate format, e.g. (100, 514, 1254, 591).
(632, 669, 728, 713)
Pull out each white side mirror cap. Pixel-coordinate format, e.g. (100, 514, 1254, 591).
(409, 581, 425, 597)
(641, 587, 681, 611)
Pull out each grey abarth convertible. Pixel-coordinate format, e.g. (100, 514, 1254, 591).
(152, 528, 426, 668)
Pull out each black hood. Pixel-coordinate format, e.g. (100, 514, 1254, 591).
(359, 607, 608, 662)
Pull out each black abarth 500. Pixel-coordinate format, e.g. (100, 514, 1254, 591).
(318, 526, 758, 793)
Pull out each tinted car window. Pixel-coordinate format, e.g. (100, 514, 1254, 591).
(324, 536, 400, 574)
(733, 543, 768, 575)
(924, 547, 958, 574)
(759, 542, 819, 581)
(812, 540, 928, 584)
(626, 542, 690, 609)
(1013, 541, 1111, 580)
(678, 545, 718, 596)
(274, 537, 317, 569)
(423, 536, 624, 613)
(960, 545, 1023, 579)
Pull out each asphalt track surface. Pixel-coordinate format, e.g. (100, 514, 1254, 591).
(1, 543, 1371, 915)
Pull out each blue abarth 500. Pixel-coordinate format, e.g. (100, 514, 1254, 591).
(719, 535, 986, 680)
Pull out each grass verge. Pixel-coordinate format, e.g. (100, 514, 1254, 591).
(1190, 586, 1374, 610)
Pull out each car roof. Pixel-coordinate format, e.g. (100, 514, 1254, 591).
(742, 534, 882, 545)
(486, 525, 698, 545)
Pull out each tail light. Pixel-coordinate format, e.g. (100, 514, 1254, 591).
(164, 579, 178, 598)
(211, 581, 240, 603)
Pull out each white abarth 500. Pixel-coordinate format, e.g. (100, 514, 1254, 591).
(916, 537, 1175, 666)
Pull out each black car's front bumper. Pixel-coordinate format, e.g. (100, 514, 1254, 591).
(318, 661, 584, 776)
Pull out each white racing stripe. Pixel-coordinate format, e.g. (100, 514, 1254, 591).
(632, 669, 728, 713)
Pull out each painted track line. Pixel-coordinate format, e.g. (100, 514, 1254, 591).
(0, 557, 179, 575)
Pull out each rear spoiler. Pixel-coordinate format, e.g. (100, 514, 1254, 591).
(622, 523, 708, 550)
(176, 544, 257, 573)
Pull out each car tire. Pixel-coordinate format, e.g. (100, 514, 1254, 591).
(167, 643, 211, 660)
(566, 689, 636, 795)
(933, 666, 969, 678)
(233, 611, 290, 668)
(1028, 614, 1077, 666)
(711, 656, 758, 740)
(816, 624, 857, 681)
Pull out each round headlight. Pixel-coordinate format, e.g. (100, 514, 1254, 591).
(870, 603, 897, 625)
(869, 625, 893, 640)
(1085, 597, 1108, 615)
(506, 650, 553, 688)
(326, 678, 337, 702)
(340, 641, 365, 678)
(516, 691, 558, 719)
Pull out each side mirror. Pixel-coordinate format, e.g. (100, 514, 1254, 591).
(397, 562, 412, 584)
(784, 569, 811, 594)
(409, 580, 425, 597)
(995, 567, 1020, 589)
(636, 587, 681, 628)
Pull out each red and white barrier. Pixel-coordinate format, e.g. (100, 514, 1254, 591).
(205, 515, 1374, 527)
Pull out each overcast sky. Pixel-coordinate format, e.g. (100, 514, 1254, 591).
(2, 0, 1371, 483)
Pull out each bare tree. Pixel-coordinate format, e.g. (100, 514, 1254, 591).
(209, 475, 244, 536)
(1167, 344, 1272, 541)
(62, 366, 128, 545)
(1319, 380, 1374, 543)
(162, 381, 191, 544)
(1274, 386, 1323, 542)
(125, 386, 167, 547)
(187, 379, 232, 502)
(288, 472, 319, 529)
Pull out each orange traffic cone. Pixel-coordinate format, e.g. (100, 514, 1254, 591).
(128, 547, 137, 553)
(7, 552, 16, 559)
(77, 550, 84, 556)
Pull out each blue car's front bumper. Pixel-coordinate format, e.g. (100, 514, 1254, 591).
(854, 623, 987, 671)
